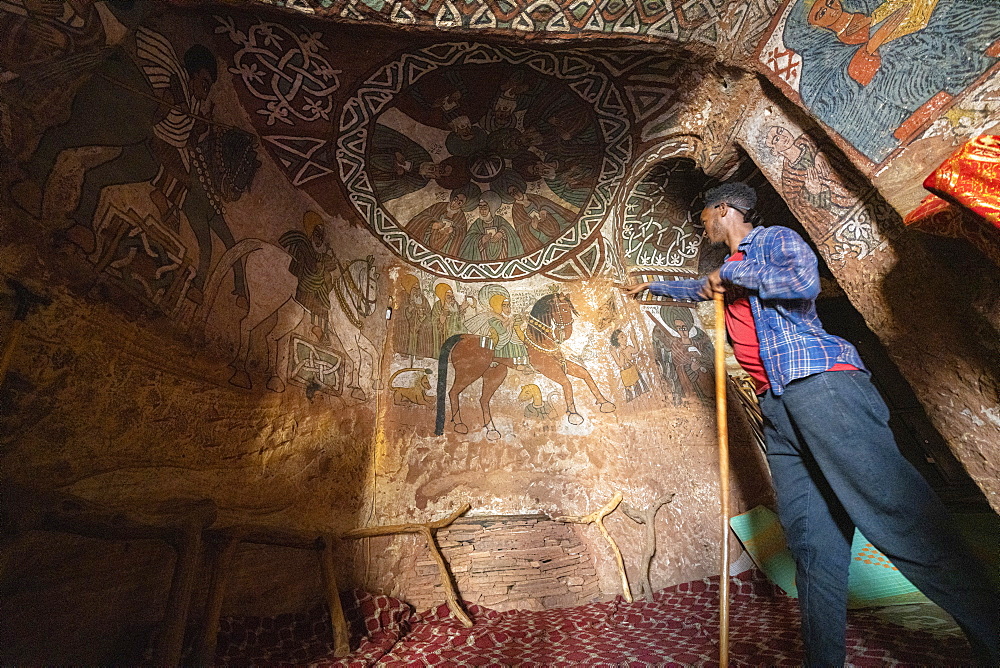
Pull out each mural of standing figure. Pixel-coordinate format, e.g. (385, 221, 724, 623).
(436, 290, 615, 440)
(650, 306, 714, 404)
(393, 274, 432, 361)
(423, 282, 472, 359)
(762, 125, 854, 231)
(779, 0, 1000, 162)
(610, 327, 650, 402)
(10, 26, 260, 308)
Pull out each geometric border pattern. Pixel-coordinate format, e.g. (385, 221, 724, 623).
(336, 42, 632, 281)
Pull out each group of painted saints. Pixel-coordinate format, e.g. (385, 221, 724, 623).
(393, 278, 528, 367)
(405, 187, 576, 262)
(368, 66, 601, 262)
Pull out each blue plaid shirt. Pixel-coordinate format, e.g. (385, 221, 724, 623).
(649, 225, 866, 395)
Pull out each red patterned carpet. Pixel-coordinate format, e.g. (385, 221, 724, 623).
(213, 569, 973, 666)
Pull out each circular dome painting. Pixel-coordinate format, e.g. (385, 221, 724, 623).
(337, 43, 631, 281)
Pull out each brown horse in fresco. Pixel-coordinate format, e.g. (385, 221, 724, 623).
(434, 293, 616, 440)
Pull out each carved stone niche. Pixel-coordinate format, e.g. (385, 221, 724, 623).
(402, 514, 601, 612)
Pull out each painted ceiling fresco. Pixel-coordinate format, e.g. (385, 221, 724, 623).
(757, 0, 1000, 167)
(337, 43, 631, 281)
(211, 0, 735, 44)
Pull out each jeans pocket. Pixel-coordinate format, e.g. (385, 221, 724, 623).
(844, 370, 890, 424)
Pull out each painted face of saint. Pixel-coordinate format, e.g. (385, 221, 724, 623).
(311, 223, 326, 248)
(808, 0, 843, 29)
(190, 69, 214, 100)
(674, 319, 690, 337)
(450, 115, 474, 140)
(478, 199, 491, 219)
(766, 126, 794, 155)
(449, 193, 466, 212)
(494, 97, 517, 125)
(418, 162, 438, 179)
(436, 90, 461, 113)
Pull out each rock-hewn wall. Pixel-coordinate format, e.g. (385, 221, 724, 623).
(1, 5, 772, 660)
(2, 0, 999, 662)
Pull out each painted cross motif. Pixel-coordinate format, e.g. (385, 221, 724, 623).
(765, 46, 801, 87)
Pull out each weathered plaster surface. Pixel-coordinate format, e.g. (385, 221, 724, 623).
(1, 1, 998, 662)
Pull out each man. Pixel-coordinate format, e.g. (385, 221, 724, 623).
(621, 181, 999, 666)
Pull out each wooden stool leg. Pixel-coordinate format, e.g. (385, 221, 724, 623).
(318, 535, 350, 657)
(194, 532, 243, 666)
(157, 522, 204, 666)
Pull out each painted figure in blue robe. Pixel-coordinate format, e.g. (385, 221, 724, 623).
(783, 0, 1000, 163)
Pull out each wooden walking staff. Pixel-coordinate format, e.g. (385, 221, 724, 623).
(714, 291, 731, 667)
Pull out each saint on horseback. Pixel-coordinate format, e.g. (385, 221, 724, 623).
(10, 26, 259, 309)
(435, 287, 615, 440)
(216, 212, 381, 402)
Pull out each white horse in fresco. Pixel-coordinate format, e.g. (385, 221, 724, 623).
(195, 239, 381, 400)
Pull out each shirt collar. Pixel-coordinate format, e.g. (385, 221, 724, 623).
(736, 226, 765, 252)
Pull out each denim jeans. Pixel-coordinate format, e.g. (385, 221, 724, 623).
(760, 370, 1000, 667)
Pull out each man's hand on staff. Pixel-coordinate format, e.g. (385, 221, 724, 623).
(618, 282, 650, 298)
(698, 269, 724, 300)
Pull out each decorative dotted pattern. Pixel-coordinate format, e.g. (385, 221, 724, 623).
(855, 543, 898, 570)
(212, 569, 973, 666)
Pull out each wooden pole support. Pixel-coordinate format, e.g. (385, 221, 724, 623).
(343, 505, 473, 627)
(714, 291, 731, 668)
(318, 534, 352, 656)
(157, 521, 204, 667)
(555, 492, 632, 603)
(621, 493, 676, 602)
(194, 529, 245, 667)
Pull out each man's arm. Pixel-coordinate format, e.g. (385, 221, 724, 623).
(620, 278, 709, 302)
(718, 227, 820, 300)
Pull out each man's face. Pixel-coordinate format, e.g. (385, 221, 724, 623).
(673, 319, 689, 336)
(478, 200, 491, 218)
(449, 194, 466, 212)
(700, 204, 726, 245)
(767, 126, 794, 155)
(501, 299, 511, 316)
(808, 0, 842, 29)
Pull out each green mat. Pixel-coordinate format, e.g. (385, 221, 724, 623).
(730, 506, 929, 608)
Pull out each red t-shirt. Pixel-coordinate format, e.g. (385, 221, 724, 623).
(723, 252, 855, 395)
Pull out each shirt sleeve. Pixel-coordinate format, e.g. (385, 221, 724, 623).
(718, 227, 820, 300)
(648, 278, 708, 302)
